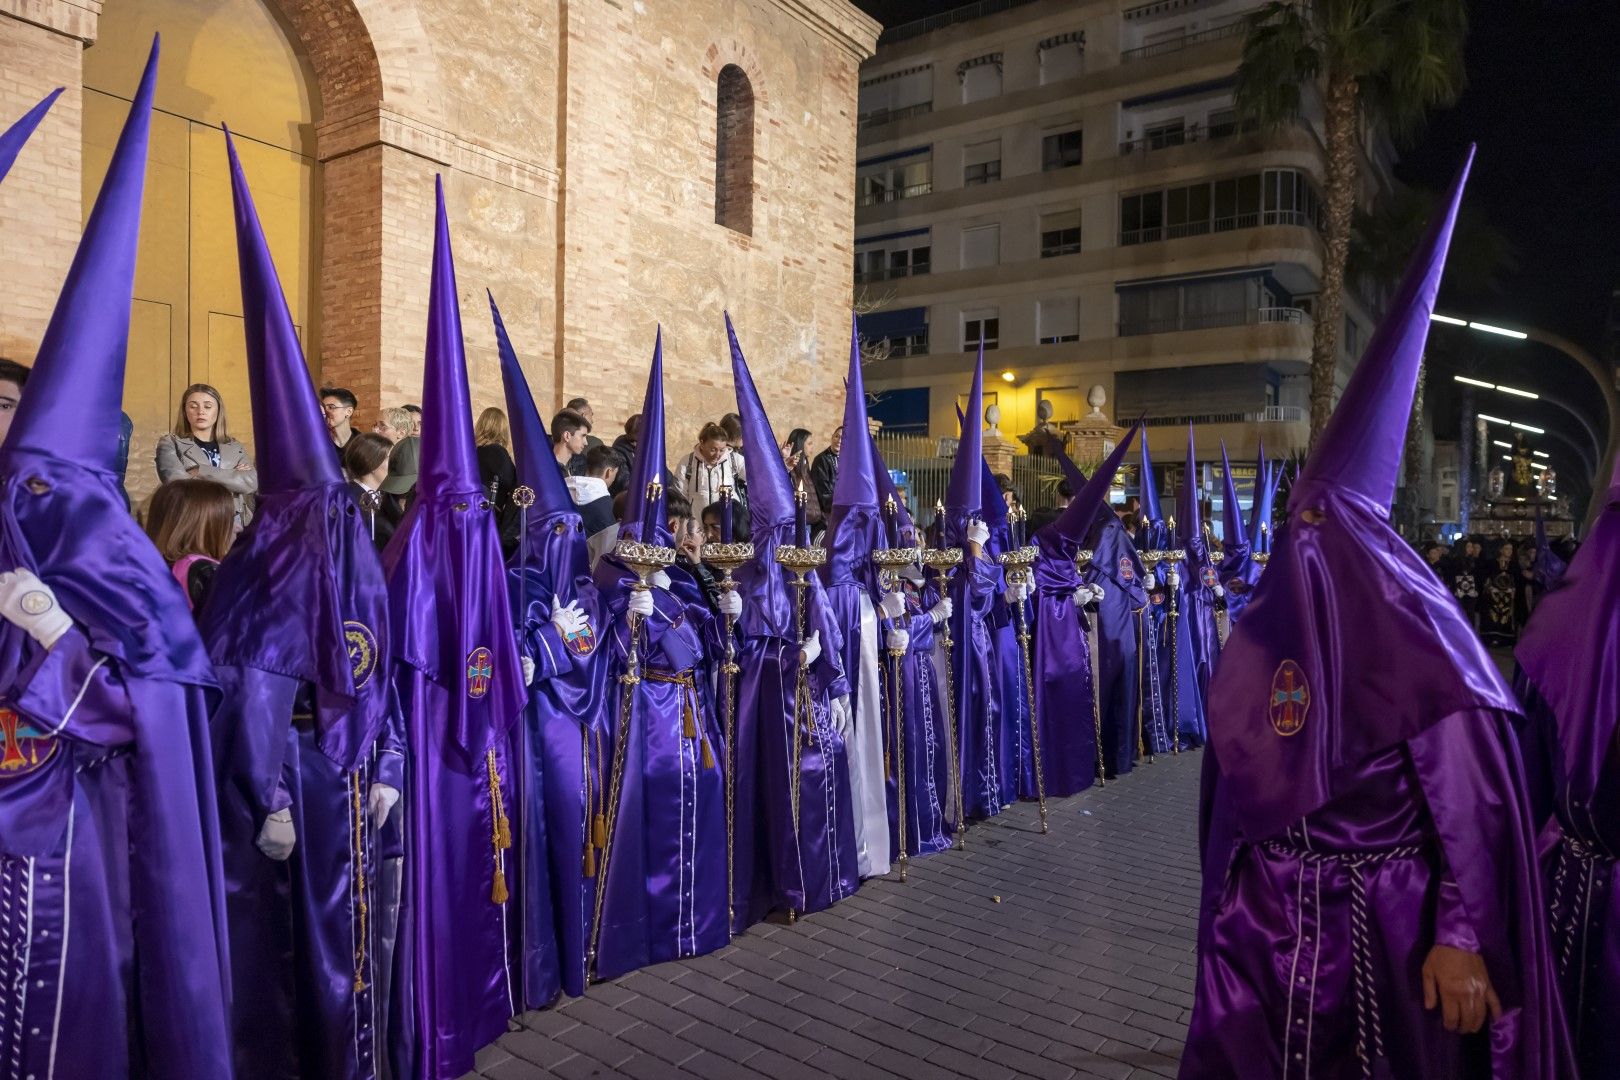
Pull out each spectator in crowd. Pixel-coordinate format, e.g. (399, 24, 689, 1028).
(667, 490, 723, 614)
(145, 476, 236, 614)
(475, 407, 520, 550)
(320, 386, 359, 456)
(809, 424, 841, 518)
(995, 472, 1018, 513)
(343, 431, 397, 550)
(673, 420, 745, 536)
(381, 432, 420, 521)
(0, 357, 28, 444)
(373, 405, 414, 443)
(551, 407, 591, 476)
(565, 397, 604, 449)
(155, 382, 258, 526)
(780, 427, 820, 531)
(609, 413, 640, 495)
(402, 402, 422, 436)
(719, 412, 744, 455)
(567, 442, 620, 567)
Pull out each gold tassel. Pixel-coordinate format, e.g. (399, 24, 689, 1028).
(492, 866, 509, 904)
(682, 703, 698, 740)
(701, 738, 715, 770)
(496, 812, 512, 850)
(583, 843, 597, 879)
(592, 812, 608, 850)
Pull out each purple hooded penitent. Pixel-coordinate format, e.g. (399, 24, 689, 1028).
(1514, 461, 1619, 1074)
(1183, 147, 1571, 1080)
(1216, 441, 1259, 625)
(1138, 428, 1167, 551)
(202, 130, 403, 1080)
(1530, 504, 1567, 590)
(1169, 424, 1214, 747)
(0, 37, 234, 1078)
(0, 88, 60, 186)
(1247, 439, 1273, 556)
(1032, 426, 1139, 791)
(385, 179, 528, 1080)
(492, 293, 613, 1003)
(726, 315, 856, 919)
(589, 332, 729, 981)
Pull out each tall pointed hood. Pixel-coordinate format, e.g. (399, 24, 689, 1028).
(203, 130, 391, 768)
(1207, 148, 1515, 842)
(0, 88, 61, 186)
(417, 179, 481, 500)
(831, 316, 878, 511)
(726, 314, 793, 530)
(1219, 442, 1247, 550)
(620, 329, 669, 545)
(383, 177, 526, 755)
(491, 292, 572, 518)
(1247, 440, 1270, 551)
(8, 44, 156, 468)
(872, 441, 917, 545)
(943, 346, 985, 543)
(1042, 423, 1140, 551)
(1139, 428, 1165, 549)
(1529, 505, 1566, 589)
(1296, 149, 1474, 511)
(1177, 424, 1212, 576)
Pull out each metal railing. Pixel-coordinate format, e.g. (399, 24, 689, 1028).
(1121, 14, 1250, 62)
(858, 101, 933, 129)
(857, 181, 934, 207)
(873, 431, 1068, 522)
(1118, 118, 1260, 155)
(880, 0, 1041, 45)
(1118, 305, 1310, 337)
(1140, 406, 1306, 427)
(1120, 209, 1315, 246)
(854, 263, 930, 284)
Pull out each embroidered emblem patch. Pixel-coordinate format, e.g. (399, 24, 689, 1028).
(345, 621, 378, 689)
(0, 706, 58, 777)
(1269, 660, 1309, 737)
(1151, 592, 1164, 607)
(1119, 556, 1135, 582)
(467, 647, 494, 699)
(1200, 566, 1218, 589)
(564, 622, 596, 657)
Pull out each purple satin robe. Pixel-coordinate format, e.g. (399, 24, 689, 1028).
(1029, 546, 1098, 798)
(884, 581, 954, 858)
(1084, 520, 1149, 777)
(949, 550, 1006, 820)
(589, 564, 729, 982)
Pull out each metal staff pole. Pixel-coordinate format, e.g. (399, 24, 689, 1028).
(873, 494, 920, 879)
(921, 532, 965, 850)
(700, 488, 752, 933)
(997, 508, 1047, 828)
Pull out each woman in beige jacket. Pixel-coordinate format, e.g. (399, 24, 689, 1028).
(155, 383, 258, 526)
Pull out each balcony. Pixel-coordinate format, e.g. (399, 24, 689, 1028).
(1119, 305, 1310, 338)
(1121, 209, 1314, 247)
(1121, 14, 1251, 62)
(854, 263, 931, 285)
(1143, 405, 1305, 427)
(857, 181, 934, 208)
(858, 101, 933, 130)
(1118, 117, 1260, 156)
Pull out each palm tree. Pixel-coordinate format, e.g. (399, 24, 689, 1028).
(1234, 0, 1468, 446)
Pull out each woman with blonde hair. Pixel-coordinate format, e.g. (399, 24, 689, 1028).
(373, 405, 415, 443)
(145, 476, 238, 613)
(155, 382, 258, 524)
(475, 405, 520, 552)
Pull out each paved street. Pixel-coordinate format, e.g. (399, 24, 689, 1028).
(470, 750, 1202, 1080)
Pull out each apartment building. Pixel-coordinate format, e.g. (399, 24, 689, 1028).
(855, 0, 1394, 496)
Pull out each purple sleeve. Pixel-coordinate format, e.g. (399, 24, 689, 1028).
(525, 620, 572, 685)
(373, 682, 406, 792)
(1433, 867, 1481, 952)
(808, 585, 849, 700)
(12, 628, 135, 745)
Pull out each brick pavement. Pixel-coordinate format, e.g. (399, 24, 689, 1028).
(469, 749, 1204, 1080)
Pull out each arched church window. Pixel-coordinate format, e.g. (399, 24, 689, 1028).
(715, 65, 754, 235)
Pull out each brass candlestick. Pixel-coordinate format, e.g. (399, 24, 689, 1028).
(998, 535, 1047, 827)
(774, 542, 827, 922)
(920, 544, 965, 849)
(702, 538, 753, 933)
(1074, 547, 1107, 790)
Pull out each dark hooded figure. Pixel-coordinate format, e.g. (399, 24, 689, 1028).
(203, 132, 404, 1080)
(0, 42, 234, 1078)
(1183, 148, 1572, 1080)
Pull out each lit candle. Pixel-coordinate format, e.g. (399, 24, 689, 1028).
(934, 498, 946, 548)
(794, 477, 810, 548)
(644, 480, 662, 542)
(883, 493, 899, 547)
(719, 484, 734, 543)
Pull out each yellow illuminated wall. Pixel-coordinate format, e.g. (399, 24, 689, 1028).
(83, 0, 319, 499)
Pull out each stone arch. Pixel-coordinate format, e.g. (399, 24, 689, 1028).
(714, 65, 754, 234)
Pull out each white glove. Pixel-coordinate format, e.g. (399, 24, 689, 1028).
(879, 591, 906, 620)
(0, 569, 72, 651)
(830, 695, 853, 740)
(551, 597, 588, 638)
(1090, 583, 1107, 604)
(521, 655, 536, 686)
(368, 783, 400, 829)
(718, 590, 742, 618)
(929, 597, 953, 625)
(886, 628, 910, 654)
(1167, 570, 1181, 589)
(1071, 588, 1088, 608)
(256, 809, 296, 861)
(965, 521, 990, 548)
(1003, 582, 1029, 606)
(650, 570, 672, 591)
(800, 629, 822, 669)
(627, 589, 655, 618)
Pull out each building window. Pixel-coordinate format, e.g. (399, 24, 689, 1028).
(959, 55, 1003, 104)
(854, 244, 931, 283)
(964, 310, 1000, 351)
(1143, 118, 1187, 150)
(714, 65, 754, 235)
(963, 139, 1002, 186)
(1038, 33, 1085, 84)
(1039, 298, 1079, 344)
(960, 224, 1000, 270)
(1041, 129, 1082, 171)
(1040, 210, 1081, 257)
(857, 153, 933, 207)
(863, 307, 930, 358)
(1343, 314, 1361, 358)
(858, 64, 933, 128)
(1121, 192, 1164, 245)
(1115, 274, 1306, 337)
(1122, 169, 1320, 245)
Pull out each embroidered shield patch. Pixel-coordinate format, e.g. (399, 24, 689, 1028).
(345, 621, 378, 689)
(565, 622, 596, 657)
(1119, 556, 1135, 582)
(1200, 566, 1218, 589)
(1269, 660, 1309, 737)
(467, 647, 494, 699)
(0, 706, 58, 778)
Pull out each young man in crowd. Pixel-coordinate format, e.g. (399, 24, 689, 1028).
(566, 443, 620, 567)
(565, 397, 604, 450)
(320, 386, 358, 456)
(0, 357, 28, 444)
(551, 407, 591, 476)
(810, 424, 842, 518)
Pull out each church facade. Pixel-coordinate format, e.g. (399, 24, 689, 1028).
(0, 0, 878, 498)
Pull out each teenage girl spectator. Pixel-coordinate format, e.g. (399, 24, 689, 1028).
(779, 427, 822, 531)
(155, 382, 258, 526)
(145, 477, 236, 614)
(672, 420, 746, 537)
(343, 431, 397, 550)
